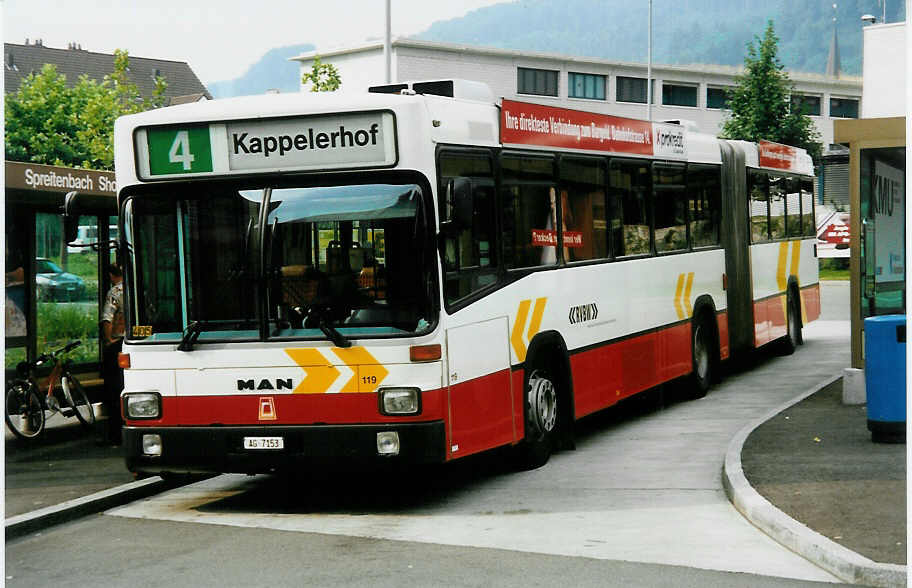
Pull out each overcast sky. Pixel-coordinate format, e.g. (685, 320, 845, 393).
(2, 0, 506, 84)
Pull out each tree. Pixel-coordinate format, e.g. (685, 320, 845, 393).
(721, 21, 822, 163)
(301, 55, 341, 92)
(5, 50, 168, 170)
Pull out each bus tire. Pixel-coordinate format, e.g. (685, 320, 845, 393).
(686, 312, 715, 399)
(779, 289, 801, 355)
(514, 367, 559, 470)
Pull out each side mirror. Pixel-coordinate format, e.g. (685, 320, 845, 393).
(62, 191, 81, 245)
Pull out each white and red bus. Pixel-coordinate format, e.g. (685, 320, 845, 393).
(102, 80, 819, 475)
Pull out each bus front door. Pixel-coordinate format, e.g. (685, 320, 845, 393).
(445, 317, 514, 459)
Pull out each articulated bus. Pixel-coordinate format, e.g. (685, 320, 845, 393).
(106, 79, 819, 475)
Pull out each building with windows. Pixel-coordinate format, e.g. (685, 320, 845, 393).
(291, 38, 862, 146)
(4, 40, 212, 103)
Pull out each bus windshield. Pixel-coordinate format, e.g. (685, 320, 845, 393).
(124, 181, 435, 344)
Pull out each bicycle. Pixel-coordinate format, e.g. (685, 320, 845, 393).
(5, 340, 96, 440)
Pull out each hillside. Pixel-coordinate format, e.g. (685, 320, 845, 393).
(415, 0, 905, 76)
(208, 1, 904, 98)
(208, 43, 314, 98)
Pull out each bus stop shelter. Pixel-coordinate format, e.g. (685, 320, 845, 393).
(834, 117, 906, 369)
(5, 160, 118, 383)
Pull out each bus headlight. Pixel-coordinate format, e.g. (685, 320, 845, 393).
(379, 387, 421, 415)
(377, 431, 400, 456)
(124, 392, 161, 419)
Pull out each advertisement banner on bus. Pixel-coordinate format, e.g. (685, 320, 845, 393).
(500, 99, 686, 159)
(757, 140, 799, 172)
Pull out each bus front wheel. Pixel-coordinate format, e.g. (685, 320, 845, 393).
(514, 368, 558, 470)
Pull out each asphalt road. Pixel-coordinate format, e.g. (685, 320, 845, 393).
(5, 515, 836, 588)
(6, 325, 852, 586)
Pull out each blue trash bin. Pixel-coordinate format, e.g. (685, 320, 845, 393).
(864, 315, 906, 443)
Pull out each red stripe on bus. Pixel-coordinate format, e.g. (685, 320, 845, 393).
(128, 388, 447, 427)
(447, 368, 514, 460)
(570, 321, 693, 418)
(802, 283, 821, 323)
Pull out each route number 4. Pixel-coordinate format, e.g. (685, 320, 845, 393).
(168, 131, 196, 170)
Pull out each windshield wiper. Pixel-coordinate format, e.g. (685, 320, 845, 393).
(308, 306, 351, 348)
(177, 320, 203, 352)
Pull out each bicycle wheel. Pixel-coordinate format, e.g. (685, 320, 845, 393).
(5, 382, 45, 439)
(61, 374, 96, 428)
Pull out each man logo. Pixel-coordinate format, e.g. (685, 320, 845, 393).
(258, 397, 277, 421)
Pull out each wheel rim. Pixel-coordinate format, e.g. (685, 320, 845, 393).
(694, 325, 709, 381)
(527, 370, 557, 439)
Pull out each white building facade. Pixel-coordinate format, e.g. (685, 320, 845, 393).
(860, 20, 906, 117)
(292, 38, 862, 146)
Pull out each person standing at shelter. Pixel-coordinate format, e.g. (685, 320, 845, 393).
(99, 264, 125, 445)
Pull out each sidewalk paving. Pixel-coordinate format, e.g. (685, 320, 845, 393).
(741, 378, 906, 567)
(5, 415, 134, 518)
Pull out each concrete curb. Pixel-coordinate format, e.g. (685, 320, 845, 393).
(722, 373, 908, 587)
(5, 476, 169, 541)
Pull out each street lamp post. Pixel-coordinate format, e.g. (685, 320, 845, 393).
(385, 0, 392, 83)
(647, 0, 652, 120)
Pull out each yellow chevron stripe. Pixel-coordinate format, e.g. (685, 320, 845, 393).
(775, 241, 789, 293)
(683, 272, 694, 318)
(285, 348, 339, 394)
(674, 273, 686, 320)
(511, 299, 532, 362)
(527, 298, 547, 340)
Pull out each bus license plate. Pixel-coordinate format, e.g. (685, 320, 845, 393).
(243, 437, 284, 450)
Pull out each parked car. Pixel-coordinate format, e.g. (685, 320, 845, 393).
(35, 258, 85, 302)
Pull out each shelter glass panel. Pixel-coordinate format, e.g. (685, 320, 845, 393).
(34, 212, 100, 364)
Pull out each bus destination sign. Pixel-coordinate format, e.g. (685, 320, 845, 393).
(138, 111, 397, 180)
(500, 99, 686, 159)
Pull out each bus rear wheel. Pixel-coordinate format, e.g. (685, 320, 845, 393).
(779, 289, 801, 356)
(514, 368, 558, 470)
(686, 314, 714, 399)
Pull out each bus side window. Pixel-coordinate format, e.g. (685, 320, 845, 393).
(785, 177, 802, 238)
(501, 153, 557, 268)
(653, 163, 688, 253)
(687, 164, 721, 248)
(560, 157, 607, 261)
(438, 151, 497, 304)
(609, 159, 651, 257)
(749, 170, 770, 243)
(769, 174, 787, 240)
(800, 179, 815, 237)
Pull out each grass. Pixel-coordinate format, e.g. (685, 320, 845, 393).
(819, 268, 850, 281)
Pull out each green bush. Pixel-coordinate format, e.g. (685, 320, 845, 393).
(36, 303, 99, 363)
(820, 258, 849, 271)
(5, 347, 27, 371)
